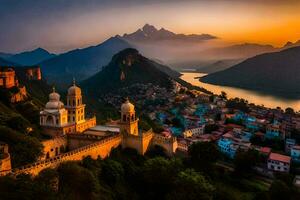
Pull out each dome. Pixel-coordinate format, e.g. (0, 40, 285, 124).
(45, 101, 64, 109)
(68, 79, 81, 96)
(45, 87, 64, 109)
(49, 91, 60, 101)
(121, 98, 135, 113)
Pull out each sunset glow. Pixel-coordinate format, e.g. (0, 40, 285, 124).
(1, 0, 300, 52)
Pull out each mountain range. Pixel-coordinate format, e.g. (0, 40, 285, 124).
(8, 48, 56, 65)
(122, 24, 217, 43)
(201, 46, 300, 99)
(39, 36, 132, 87)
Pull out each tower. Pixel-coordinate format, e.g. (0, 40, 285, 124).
(120, 98, 139, 136)
(65, 79, 86, 124)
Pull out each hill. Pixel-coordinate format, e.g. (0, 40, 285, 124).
(81, 48, 175, 96)
(8, 48, 55, 65)
(201, 46, 300, 99)
(40, 36, 132, 87)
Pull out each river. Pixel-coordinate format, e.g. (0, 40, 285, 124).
(180, 72, 300, 111)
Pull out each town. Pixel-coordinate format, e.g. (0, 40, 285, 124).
(1, 65, 300, 190)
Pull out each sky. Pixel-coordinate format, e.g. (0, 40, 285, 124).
(1, 0, 300, 53)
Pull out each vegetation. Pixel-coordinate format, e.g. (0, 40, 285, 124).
(0, 143, 300, 200)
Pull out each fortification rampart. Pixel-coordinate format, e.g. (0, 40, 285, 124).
(11, 134, 122, 176)
(152, 134, 178, 155)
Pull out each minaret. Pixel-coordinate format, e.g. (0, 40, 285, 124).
(120, 98, 139, 136)
(65, 78, 86, 124)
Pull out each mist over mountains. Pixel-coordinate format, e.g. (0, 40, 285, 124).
(201, 46, 300, 99)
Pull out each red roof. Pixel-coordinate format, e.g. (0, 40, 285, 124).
(260, 147, 271, 154)
(269, 153, 291, 163)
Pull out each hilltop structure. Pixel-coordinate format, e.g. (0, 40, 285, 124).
(1, 83, 180, 176)
(40, 80, 96, 136)
(0, 67, 18, 88)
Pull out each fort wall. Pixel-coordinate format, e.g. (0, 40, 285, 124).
(12, 134, 122, 176)
(152, 134, 178, 156)
(40, 136, 68, 161)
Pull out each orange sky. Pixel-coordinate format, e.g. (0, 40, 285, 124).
(1, 0, 300, 52)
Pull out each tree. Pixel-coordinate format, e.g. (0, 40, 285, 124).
(142, 157, 183, 199)
(57, 162, 100, 200)
(167, 169, 215, 200)
(285, 107, 295, 115)
(269, 180, 291, 200)
(101, 159, 124, 186)
(234, 149, 259, 175)
(188, 142, 220, 172)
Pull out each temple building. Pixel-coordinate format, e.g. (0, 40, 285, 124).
(40, 81, 96, 137)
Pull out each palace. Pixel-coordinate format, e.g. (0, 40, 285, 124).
(0, 81, 179, 176)
(39, 80, 96, 137)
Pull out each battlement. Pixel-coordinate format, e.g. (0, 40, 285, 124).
(11, 134, 122, 176)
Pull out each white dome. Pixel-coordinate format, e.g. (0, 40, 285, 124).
(121, 98, 135, 113)
(49, 91, 60, 101)
(45, 101, 64, 109)
(45, 87, 64, 109)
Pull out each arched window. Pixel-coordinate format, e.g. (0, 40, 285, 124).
(131, 114, 134, 121)
(123, 115, 126, 122)
(46, 152, 50, 159)
(46, 116, 53, 125)
(73, 100, 75, 106)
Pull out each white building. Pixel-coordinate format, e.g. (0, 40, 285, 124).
(267, 153, 291, 173)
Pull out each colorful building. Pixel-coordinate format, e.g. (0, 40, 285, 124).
(267, 153, 291, 173)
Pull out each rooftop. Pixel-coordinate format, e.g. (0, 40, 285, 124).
(269, 153, 291, 163)
(89, 125, 120, 133)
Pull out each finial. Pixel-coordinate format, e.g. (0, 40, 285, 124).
(125, 97, 129, 102)
(52, 86, 55, 93)
(73, 77, 76, 86)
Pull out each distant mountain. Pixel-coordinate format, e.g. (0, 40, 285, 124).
(40, 36, 132, 87)
(197, 59, 243, 74)
(202, 43, 277, 60)
(8, 48, 56, 65)
(201, 46, 300, 99)
(122, 24, 217, 43)
(0, 52, 13, 59)
(0, 57, 18, 66)
(283, 40, 300, 49)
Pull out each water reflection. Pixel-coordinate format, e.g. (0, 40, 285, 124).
(180, 72, 300, 111)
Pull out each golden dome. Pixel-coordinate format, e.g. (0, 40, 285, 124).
(121, 98, 135, 113)
(68, 79, 81, 96)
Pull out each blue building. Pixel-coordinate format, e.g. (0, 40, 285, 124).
(291, 146, 300, 163)
(265, 121, 281, 139)
(217, 138, 237, 159)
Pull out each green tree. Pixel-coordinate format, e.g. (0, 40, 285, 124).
(57, 162, 100, 200)
(101, 159, 124, 186)
(188, 142, 220, 172)
(234, 149, 259, 175)
(269, 180, 291, 200)
(167, 169, 215, 200)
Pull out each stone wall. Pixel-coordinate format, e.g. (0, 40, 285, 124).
(152, 134, 178, 156)
(11, 134, 122, 176)
(10, 86, 27, 103)
(40, 136, 68, 161)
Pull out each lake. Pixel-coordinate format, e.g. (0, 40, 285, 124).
(180, 72, 300, 111)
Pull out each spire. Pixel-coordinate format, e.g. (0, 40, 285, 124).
(73, 77, 76, 86)
(52, 86, 55, 93)
(125, 97, 129, 103)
